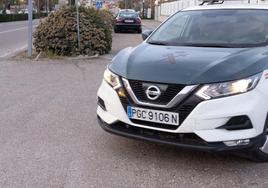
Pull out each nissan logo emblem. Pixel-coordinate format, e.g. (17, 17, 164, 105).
(146, 86, 161, 100)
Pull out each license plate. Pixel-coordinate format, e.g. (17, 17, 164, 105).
(127, 106, 179, 126)
(125, 20, 134, 23)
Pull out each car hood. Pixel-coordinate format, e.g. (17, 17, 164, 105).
(109, 42, 268, 85)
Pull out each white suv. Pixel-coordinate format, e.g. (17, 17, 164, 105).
(97, 1, 268, 161)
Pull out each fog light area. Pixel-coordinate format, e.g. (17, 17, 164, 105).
(224, 139, 250, 147)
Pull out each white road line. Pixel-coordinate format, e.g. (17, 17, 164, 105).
(0, 20, 39, 28)
(0, 45, 27, 59)
(0, 21, 37, 28)
(0, 24, 38, 35)
(0, 27, 28, 34)
(0, 22, 26, 28)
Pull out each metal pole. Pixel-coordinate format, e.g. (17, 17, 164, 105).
(142, 0, 145, 18)
(37, 0, 39, 14)
(27, 0, 33, 56)
(125, 0, 126, 9)
(46, 0, 49, 14)
(3, 0, 7, 12)
(75, 0, 80, 49)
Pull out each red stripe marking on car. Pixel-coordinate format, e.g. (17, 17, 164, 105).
(265, 73, 268, 79)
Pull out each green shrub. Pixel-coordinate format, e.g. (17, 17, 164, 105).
(95, 9, 114, 52)
(0, 13, 47, 22)
(33, 7, 113, 56)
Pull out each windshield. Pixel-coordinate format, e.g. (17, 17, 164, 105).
(119, 12, 138, 18)
(148, 9, 268, 48)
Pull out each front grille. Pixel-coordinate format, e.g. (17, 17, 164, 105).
(128, 80, 185, 105)
(119, 94, 203, 130)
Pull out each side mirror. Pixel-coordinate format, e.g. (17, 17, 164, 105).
(142, 30, 153, 41)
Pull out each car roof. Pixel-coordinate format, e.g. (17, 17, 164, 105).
(182, 4, 268, 11)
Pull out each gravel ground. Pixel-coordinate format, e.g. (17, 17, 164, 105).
(0, 20, 268, 188)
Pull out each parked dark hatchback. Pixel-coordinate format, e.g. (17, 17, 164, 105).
(114, 10, 142, 33)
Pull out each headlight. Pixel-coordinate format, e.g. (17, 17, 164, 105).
(103, 68, 121, 89)
(195, 74, 261, 100)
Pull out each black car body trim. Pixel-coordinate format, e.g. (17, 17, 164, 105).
(97, 116, 266, 152)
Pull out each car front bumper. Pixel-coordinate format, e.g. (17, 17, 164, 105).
(114, 24, 141, 30)
(97, 115, 266, 152)
(97, 73, 268, 151)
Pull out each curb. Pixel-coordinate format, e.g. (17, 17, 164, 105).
(0, 45, 27, 61)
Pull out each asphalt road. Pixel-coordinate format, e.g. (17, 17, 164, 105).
(0, 20, 39, 58)
(0, 20, 268, 188)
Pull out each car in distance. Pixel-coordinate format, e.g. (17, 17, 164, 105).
(118, 9, 136, 13)
(97, 2, 268, 161)
(18, 9, 28, 14)
(114, 10, 142, 33)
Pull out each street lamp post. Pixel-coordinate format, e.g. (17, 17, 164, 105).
(19, 0, 23, 10)
(28, 0, 33, 56)
(142, 0, 145, 18)
(37, 0, 39, 14)
(46, 0, 49, 14)
(75, 0, 80, 49)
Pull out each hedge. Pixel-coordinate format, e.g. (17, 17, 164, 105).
(33, 7, 114, 56)
(0, 13, 47, 22)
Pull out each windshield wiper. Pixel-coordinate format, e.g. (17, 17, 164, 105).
(147, 41, 168, 46)
(148, 41, 233, 48)
(182, 43, 232, 48)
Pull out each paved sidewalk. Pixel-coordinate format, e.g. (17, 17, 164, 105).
(109, 20, 161, 56)
(142, 19, 162, 30)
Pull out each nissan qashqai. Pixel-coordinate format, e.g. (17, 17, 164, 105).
(97, 3, 268, 161)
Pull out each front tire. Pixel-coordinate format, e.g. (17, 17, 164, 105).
(114, 27, 119, 33)
(247, 121, 268, 162)
(250, 130, 268, 162)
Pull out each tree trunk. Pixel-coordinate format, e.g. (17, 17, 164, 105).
(70, 0, 75, 6)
